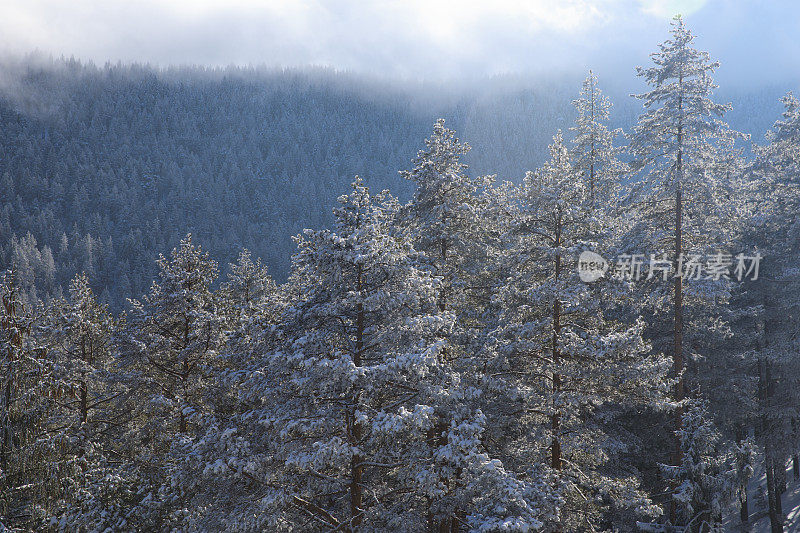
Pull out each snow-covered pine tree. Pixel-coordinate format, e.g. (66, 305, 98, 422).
(569, 70, 627, 211)
(133, 250, 282, 532)
(659, 400, 738, 533)
(625, 15, 747, 524)
(38, 273, 119, 526)
(400, 120, 507, 531)
(713, 257, 761, 528)
(125, 233, 223, 437)
(637, 400, 741, 533)
(50, 274, 115, 444)
(758, 91, 800, 177)
(400, 118, 495, 334)
(730, 435, 756, 529)
(218, 248, 279, 370)
(568, 70, 685, 528)
(491, 133, 670, 530)
(74, 235, 228, 531)
(0, 270, 63, 529)
(221, 249, 277, 324)
(627, 13, 734, 397)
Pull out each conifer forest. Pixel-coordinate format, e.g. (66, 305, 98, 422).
(2, 7, 800, 533)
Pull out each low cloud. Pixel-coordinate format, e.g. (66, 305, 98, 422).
(0, 0, 797, 87)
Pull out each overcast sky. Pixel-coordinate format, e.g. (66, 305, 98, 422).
(1, 0, 798, 86)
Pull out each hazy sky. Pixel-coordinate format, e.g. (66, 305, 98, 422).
(1, 0, 797, 86)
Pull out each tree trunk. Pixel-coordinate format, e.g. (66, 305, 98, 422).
(740, 486, 749, 526)
(179, 357, 188, 434)
(761, 357, 784, 533)
(776, 466, 784, 518)
(426, 419, 450, 533)
(670, 178, 685, 526)
(350, 267, 365, 531)
(673, 164, 684, 412)
(1, 378, 11, 474)
(776, 457, 787, 495)
(179, 317, 190, 434)
(549, 215, 563, 533)
(432, 219, 450, 533)
(433, 237, 461, 532)
(438, 240, 448, 313)
(551, 216, 562, 472)
(667, 68, 688, 527)
(450, 511, 465, 533)
(79, 383, 88, 424)
(349, 437, 363, 531)
(766, 454, 783, 533)
(735, 424, 750, 527)
(80, 337, 89, 424)
(551, 283, 561, 472)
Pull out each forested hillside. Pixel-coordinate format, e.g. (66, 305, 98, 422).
(4, 15, 800, 531)
(0, 56, 793, 310)
(0, 59, 428, 307)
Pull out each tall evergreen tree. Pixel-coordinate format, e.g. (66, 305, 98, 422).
(626, 16, 745, 524)
(492, 133, 669, 530)
(221, 249, 277, 323)
(76, 235, 228, 530)
(400, 119, 493, 322)
(125, 234, 223, 437)
(51, 274, 115, 442)
(400, 120, 503, 531)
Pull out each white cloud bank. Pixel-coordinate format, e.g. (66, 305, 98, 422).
(0, 0, 796, 85)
